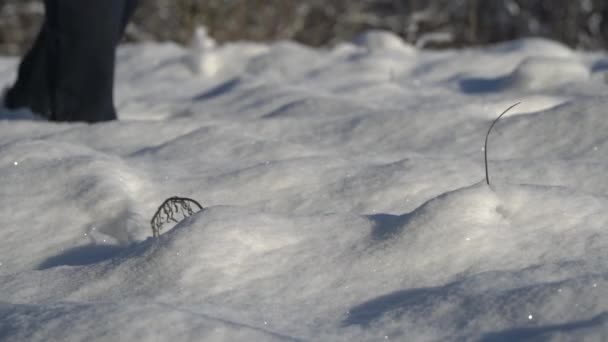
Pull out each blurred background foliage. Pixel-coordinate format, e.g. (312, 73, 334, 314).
(1, 0, 607, 55)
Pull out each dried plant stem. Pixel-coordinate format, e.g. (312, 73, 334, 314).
(485, 102, 520, 186)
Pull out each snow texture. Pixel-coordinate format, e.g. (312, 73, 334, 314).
(1, 32, 608, 341)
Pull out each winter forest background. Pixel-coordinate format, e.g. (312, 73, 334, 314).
(1, 0, 608, 55)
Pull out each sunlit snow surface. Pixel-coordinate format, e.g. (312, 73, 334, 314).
(1, 32, 608, 341)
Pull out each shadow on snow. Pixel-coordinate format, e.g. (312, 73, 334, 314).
(37, 244, 127, 270)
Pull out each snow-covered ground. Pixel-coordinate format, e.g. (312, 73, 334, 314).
(1, 31, 608, 341)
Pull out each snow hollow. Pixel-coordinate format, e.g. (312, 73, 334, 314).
(1, 31, 608, 341)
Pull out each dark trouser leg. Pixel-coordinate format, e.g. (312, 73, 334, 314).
(45, 0, 139, 122)
(5, 0, 138, 123)
(4, 25, 52, 118)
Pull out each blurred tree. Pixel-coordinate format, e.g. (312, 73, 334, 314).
(0, 0, 607, 55)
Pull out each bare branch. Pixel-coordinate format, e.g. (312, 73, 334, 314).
(151, 196, 204, 238)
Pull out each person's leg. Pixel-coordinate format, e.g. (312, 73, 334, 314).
(4, 22, 52, 118)
(44, 0, 138, 122)
(5, 0, 138, 122)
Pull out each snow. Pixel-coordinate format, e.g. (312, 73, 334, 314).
(1, 33, 608, 341)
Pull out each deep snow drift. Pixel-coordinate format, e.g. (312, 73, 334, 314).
(1, 32, 608, 341)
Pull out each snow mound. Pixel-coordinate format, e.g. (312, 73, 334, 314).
(507, 57, 590, 90)
(461, 56, 589, 93)
(0, 140, 149, 274)
(86, 206, 371, 301)
(474, 95, 570, 119)
(482, 98, 608, 160)
(353, 30, 416, 54)
(188, 26, 221, 77)
(487, 38, 575, 58)
(355, 182, 608, 339)
(187, 26, 269, 78)
(373, 182, 608, 277)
